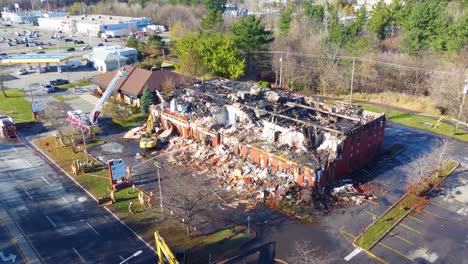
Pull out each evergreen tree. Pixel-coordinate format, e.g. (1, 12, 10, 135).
(140, 87, 154, 115)
(200, 10, 223, 32)
(204, 0, 226, 11)
(303, 3, 324, 20)
(229, 15, 272, 56)
(368, 1, 390, 39)
(126, 35, 139, 49)
(279, 5, 293, 36)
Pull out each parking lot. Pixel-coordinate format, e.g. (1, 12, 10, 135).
(337, 124, 468, 264)
(0, 22, 120, 56)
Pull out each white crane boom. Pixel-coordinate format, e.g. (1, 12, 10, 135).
(90, 69, 128, 124)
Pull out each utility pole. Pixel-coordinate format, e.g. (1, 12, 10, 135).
(455, 79, 468, 131)
(154, 161, 163, 213)
(279, 53, 284, 88)
(349, 57, 355, 107)
(80, 125, 89, 163)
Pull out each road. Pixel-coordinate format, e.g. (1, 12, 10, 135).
(0, 139, 158, 263)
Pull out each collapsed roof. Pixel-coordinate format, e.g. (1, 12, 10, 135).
(162, 79, 384, 171)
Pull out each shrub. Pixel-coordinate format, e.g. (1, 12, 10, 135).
(257, 81, 271, 88)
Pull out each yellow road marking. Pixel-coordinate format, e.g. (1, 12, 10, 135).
(422, 209, 443, 219)
(0, 218, 28, 264)
(340, 227, 389, 264)
(383, 193, 399, 200)
(366, 210, 378, 216)
(379, 242, 414, 262)
(408, 215, 423, 223)
(431, 199, 468, 211)
(389, 232, 427, 251)
(400, 223, 422, 235)
(274, 258, 288, 264)
(364, 249, 389, 264)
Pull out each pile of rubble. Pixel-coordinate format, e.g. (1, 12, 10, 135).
(330, 183, 378, 206)
(164, 137, 302, 209)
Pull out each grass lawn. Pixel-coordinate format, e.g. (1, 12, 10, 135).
(361, 104, 468, 142)
(56, 79, 92, 89)
(112, 113, 146, 128)
(0, 89, 33, 124)
(275, 200, 314, 220)
(51, 95, 79, 102)
(354, 159, 460, 249)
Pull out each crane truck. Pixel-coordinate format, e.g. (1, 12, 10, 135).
(67, 68, 128, 135)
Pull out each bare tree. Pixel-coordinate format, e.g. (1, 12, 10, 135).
(287, 241, 335, 264)
(406, 138, 453, 196)
(0, 65, 8, 98)
(162, 168, 217, 239)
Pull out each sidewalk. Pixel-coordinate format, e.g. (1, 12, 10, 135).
(0, 202, 43, 264)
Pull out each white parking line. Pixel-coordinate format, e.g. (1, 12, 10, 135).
(87, 222, 100, 236)
(344, 248, 362, 261)
(25, 160, 32, 167)
(62, 197, 72, 207)
(45, 215, 56, 228)
(24, 190, 33, 200)
(72, 248, 86, 263)
(118, 255, 127, 263)
(8, 171, 15, 180)
(41, 176, 50, 185)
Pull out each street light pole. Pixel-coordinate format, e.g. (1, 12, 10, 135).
(118, 250, 143, 264)
(154, 161, 163, 213)
(455, 79, 468, 131)
(349, 57, 355, 107)
(279, 53, 283, 88)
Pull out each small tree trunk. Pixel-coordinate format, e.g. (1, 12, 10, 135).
(186, 225, 191, 240)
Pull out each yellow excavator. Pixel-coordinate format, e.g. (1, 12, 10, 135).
(140, 114, 158, 150)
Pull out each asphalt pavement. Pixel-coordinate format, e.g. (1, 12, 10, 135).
(0, 139, 158, 263)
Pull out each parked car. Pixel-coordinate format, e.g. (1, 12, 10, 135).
(97, 43, 104, 47)
(65, 60, 81, 69)
(81, 45, 92, 50)
(41, 84, 55, 93)
(0, 53, 7, 59)
(50, 79, 69, 86)
(74, 40, 84, 44)
(17, 69, 28, 75)
(36, 51, 45, 54)
(66, 47, 75, 52)
(63, 38, 73, 42)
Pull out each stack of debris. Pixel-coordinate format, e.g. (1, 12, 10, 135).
(330, 182, 378, 206)
(164, 136, 305, 209)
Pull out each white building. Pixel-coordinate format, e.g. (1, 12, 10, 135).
(38, 14, 152, 36)
(355, 0, 394, 10)
(92, 52, 127, 72)
(1, 10, 67, 24)
(84, 45, 137, 72)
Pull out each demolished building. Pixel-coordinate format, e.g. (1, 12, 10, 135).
(152, 80, 385, 189)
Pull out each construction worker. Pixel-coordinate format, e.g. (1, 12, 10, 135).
(110, 190, 116, 204)
(138, 191, 145, 209)
(128, 202, 134, 215)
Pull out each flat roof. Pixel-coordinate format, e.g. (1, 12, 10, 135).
(39, 14, 151, 25)
(1, 54, 73, 64)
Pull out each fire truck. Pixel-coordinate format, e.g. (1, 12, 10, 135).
(0, 115, 16, 138)
(67, 68, 128, 135)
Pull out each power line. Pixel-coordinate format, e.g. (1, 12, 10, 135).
(253, 51, 467, 77)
